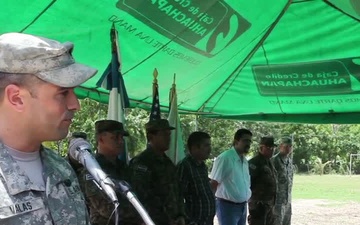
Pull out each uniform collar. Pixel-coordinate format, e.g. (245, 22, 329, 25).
(0, 143, 45, 195)
(257, 152, 270, 161)
(145, 145, 171, 162)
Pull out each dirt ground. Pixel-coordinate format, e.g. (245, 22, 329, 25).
(292, 199, 360, 225)
(214, 199, 360, 225)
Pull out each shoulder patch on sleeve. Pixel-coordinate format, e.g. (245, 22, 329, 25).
(135, 164, 148, 173)
(85, 174, 94, 181)
(249, 164, 257, 170)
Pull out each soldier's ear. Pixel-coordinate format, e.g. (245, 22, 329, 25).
(98, 133, 105, 144)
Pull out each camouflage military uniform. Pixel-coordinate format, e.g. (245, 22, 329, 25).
(0, 143, 90, 225)
(129, 147, 185, 225)
(272, 154, 293, 225)
(248, 154, 277, 225)
(65, 149, 87, 204)
(65, 155, 84, 179)
(80, 153, 137, 225)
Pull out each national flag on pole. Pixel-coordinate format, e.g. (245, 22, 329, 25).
(96, 23, 130, 163)
(149, 68, 161, 121)
(166, 74, 185, 164)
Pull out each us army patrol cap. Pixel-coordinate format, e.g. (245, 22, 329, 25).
(280, 136, 292, 145)
(0, 32, 97, 87)
(260, 136, 277, 147)
(145, 119, 175, 132)
(95, 120, 129, 136)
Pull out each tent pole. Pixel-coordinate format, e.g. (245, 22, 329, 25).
(194, 115, 199, 131)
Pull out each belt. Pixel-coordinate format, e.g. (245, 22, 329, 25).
(217, 198, 247, 205)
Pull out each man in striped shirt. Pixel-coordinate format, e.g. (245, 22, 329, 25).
(177, 132, 215, 225)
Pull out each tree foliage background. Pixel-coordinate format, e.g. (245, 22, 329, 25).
(44, 99, 360, 175)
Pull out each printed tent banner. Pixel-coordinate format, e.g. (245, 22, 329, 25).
(2, 0, 360, 123)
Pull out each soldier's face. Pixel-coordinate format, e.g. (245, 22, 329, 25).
(280, 143, 292, 155)
(260, 145, 275, 158)
(99, 131, 124, 156)
(24, 81, 79, 142)
(151, 129, 172, 152)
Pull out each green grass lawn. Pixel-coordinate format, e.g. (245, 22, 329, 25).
(293, 174, 360, 202)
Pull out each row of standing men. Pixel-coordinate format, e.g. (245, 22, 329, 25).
(68, 119, 294, 225)
(0, 33, 292, 225)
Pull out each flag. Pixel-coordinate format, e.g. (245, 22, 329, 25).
(96, 23, 130, 163)
(166, 74, 185, 164)
(149, 68, 161, 121)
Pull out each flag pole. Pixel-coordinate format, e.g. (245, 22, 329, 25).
(172, 73, 178, 162)
(149, 68, 161, 121)
(153, 68, 158, 98)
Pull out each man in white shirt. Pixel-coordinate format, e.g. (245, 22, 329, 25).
(210, 129, 253, 225)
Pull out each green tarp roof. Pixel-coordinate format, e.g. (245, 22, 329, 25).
(2, 0, 360, 123)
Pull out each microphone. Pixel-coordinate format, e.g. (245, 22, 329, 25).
(69, 138, 118, 203)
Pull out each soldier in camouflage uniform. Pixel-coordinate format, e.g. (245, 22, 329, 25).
(272, 137, 293, 225)
(129, 119, 185, 225)
(0, 33, 97, 224)
(79, 120, 138, 225)
(248, 137, 278, 225)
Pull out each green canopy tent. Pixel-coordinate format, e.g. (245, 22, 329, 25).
(2, 0, 360, 123)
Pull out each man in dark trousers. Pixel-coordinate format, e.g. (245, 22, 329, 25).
(177, 131, 215, 225)
(248, 137, 278, 225)
(129, 119, 185, 225)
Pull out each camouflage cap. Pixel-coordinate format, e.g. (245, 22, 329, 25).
(145, 119, 175, 132)
(280, 136, 292, 145)
(260, 136, 277, 147)
(0, 32, 97, 87)
(95, 120, 129, 136)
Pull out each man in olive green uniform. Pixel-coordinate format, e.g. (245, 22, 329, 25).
(248, 137, 278, 225)
(129, 119, 185, 225)
(273, 137, 294, 225)
(79, 120, 137, 225)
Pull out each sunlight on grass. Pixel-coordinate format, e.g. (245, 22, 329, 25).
(293, 175, 360, 202)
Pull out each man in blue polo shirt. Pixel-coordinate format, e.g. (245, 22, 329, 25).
(209, 129, 253, 225)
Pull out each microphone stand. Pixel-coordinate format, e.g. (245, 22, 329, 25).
(92, 180, 120, 225)
(113, 201, 120, 225)
(114, 180, 155, 225)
